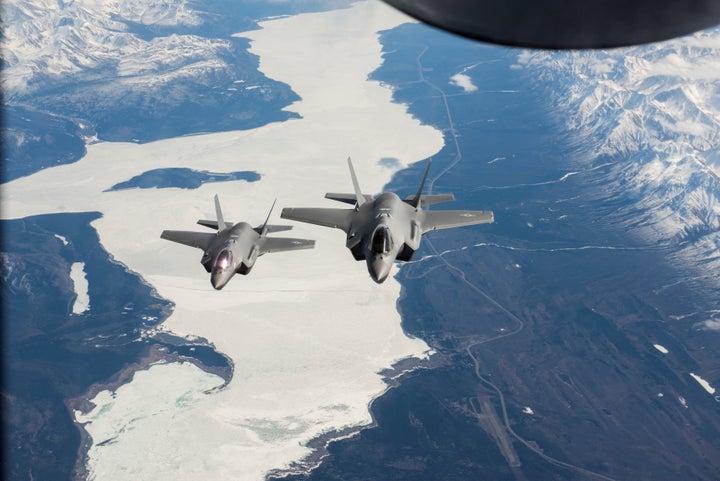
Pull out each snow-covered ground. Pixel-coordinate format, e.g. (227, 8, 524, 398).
(2, 0, 206, 96)
(449, 73, 478, 93)
(689, 372, 716, 396)
(1, 2, 444, 480)
(513, 31, 720, 299)
(70, 262, 90, 314)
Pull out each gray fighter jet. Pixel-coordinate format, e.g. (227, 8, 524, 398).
(161, 196, 315, 290)
(281, 158, 493, 284)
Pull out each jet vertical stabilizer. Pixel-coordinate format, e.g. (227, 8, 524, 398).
(410, 160, 432, 209)
(347, 157, 366, 207)
(259, 199, 277, 237)
(214, 195, 227, 233)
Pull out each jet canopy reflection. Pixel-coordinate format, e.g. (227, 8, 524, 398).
(214, 249, 233, 271)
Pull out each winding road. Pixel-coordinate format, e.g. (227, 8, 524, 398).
(408, 45, 619, 481)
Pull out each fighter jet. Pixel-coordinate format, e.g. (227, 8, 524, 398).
(161, 196, 315, 290)
(281, 158, 493, 284)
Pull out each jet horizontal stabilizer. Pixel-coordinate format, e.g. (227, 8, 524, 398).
(403, 194, 455, 206)
(197, 219, 234, 230)
(325, 193, 375, 205)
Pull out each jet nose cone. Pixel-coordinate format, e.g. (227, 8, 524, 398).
(211, 270, 230, 290)
(368, 257, 392, 284)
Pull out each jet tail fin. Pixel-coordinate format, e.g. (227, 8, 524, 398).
(410, 160, 432, 208)
(347, 157, 366, 207)
(259, 199, 277, 237)
(214, 195, 228, 232)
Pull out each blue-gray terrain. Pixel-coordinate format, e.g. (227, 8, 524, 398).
(271, 24, 720, 481)
(2, 212, 227, 480)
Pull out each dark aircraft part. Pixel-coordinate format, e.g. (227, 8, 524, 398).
(350, 242, 366, 261)
(396, 244, 416, 262)
(197, 219, 220, 230)
(382, 0, 720, 49)
(237, 263, 251, 275)
(201, 251, 213, 272)
(347, 231, 364, 259)
(410, 221, 421, 245)
(371, 226, 393, 255)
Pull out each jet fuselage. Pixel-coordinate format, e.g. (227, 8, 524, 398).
(349, 192, 421, 283)
(205, 222, 261, 290)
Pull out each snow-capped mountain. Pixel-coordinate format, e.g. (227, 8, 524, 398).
(1, 0, 311, 179)
(2, 0, 351, 103)
(516, 30, 720, 302)
(3, 0, 210, 96)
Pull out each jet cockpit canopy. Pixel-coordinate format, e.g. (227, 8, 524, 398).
(214, 249, 233, 271)
(371, 225, 393, 255)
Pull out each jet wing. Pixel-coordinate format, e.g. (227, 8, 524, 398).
(160, 230, 215, 250)
(259, 237, 316, 254)
(281, 208, 354, 233)
(422, 210, 494, 232)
